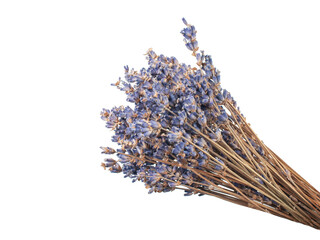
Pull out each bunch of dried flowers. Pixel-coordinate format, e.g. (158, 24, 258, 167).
(101, 18, 320, 229)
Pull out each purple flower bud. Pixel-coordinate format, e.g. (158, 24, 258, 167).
(100, 109, 110, 121)
(198, 115, 207, 126)
(214, 159, 224, 171)
(100, 146, 116, 154)
(184, 190, 193, 196)
(150, 120, 161, 129)
(182, 18, 188, 26)
(118, 154, 131, 163)
(185, 42, 193, 51)
(104, 158, 117, 167)
(192, 41, 198, 50)
(168, 181, 178, 188)
(109, 163, 122, 173)
(196, 53, 201, 62)
(217, 112, 228, 122)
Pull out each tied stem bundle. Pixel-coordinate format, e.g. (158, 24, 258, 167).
(101, 18, 320, 229)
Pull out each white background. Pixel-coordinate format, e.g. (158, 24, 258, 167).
(1, 0, 320, 239)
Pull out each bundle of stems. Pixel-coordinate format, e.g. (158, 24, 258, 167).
(101, 18, 320, 229)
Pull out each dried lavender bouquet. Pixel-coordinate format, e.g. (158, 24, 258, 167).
(101, 18, 320, 229)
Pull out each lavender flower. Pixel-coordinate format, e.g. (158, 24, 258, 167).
(100, 18, 320, 230)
